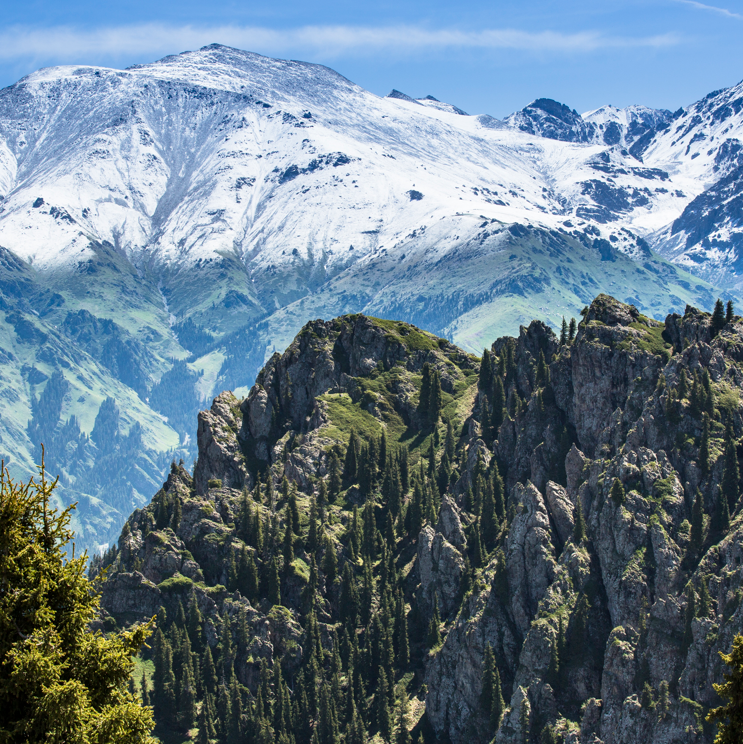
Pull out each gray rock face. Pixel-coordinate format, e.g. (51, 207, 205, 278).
(193, 391, 251, 495)
(417, 525, 465, 617)
(424, 297, 743, 744)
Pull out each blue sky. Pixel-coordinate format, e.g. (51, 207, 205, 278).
(1, 0, 742, 117)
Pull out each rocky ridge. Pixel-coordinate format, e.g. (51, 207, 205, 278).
(99, 297, 743, 744)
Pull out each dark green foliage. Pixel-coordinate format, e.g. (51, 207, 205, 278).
(479, 350, 493, 391)
(560, 317, 568, 345)
(678, 368, 689, 399)
(0, 461, 155, 742)
(712, 298, 726, 337)
(690, 489, 704, 559)
(573, 499, 586, 543)
(727, 300, 735, 324)
(268, 557, 281, 605)
(707, 634, 743, 744)
(568, 317, 577, 342)
(713, 485, 731, 536)
(428, 596, 442, 648)
(610, 478, 625, 506)
(721, 421, 740, 512)
(536, 351, 550, 388)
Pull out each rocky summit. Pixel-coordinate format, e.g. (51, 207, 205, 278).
(97, 295, 743, 743)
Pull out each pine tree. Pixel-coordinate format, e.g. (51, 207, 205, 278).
(492, 376, 505, 434)
(283, 507, 295, 571)
(714, 485, 731, 536)
(345, 430, 361, 485)
(479, 349, 493, 392)
(429, 370, 443, 426)
(568, 317, 577, 343)
(418, 363, 432, 420)
(323, 535, 338, 583)
(328, 450, 342, 499)
(690, 489, 704, 558)
(481, 646, 497, 716)
(375, 669, 392, 743)
(428, 595, 442, 648)
(712, 298, 726, 337)
(536, 351, 550, 388)
(678, 368, 689, 399)
(171, 496, 182, 531)
(700, 412, 711, 475)
(722, 420, 740, 512)
(396, 689, 411, 744)
(707, 634, 743, 743)
(611, 478, 626, 506)
(727, 300, 735, 324)
(268, 556, 281, 606)
(481, 480, 498, 550)
(471, 517, 485, 568)
(560, 317, 568, 345)
(573, 498, 586, 542)
(0, 460, 155, 741)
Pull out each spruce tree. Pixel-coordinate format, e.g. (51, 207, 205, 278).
(268, 556, 281, 606)
(678, 368, 689, 399)
(491, 376, 505, 434)
(418, 363, 432, 420)
(0, 461, 155, 742)
(690, 489, 704, 558)
(712, 298, 726, 336)
(323, 535, 338, 583)
(283, 510, 295, 571)
(479, 349, 493, 391)
(560, 317, 568, 345)
(428, 595, 442, 648)
(573, 498, 586, 542)
(722, 420, 740, 512)
(375, 669, 392, 743)
(707, 634, 743, 744)
(568, 317, 577, 343)
(700, 412, 711, 475)
(611, 478, 625, 506)
(429, 370, 443, 426)
(727, 300, 735, 324)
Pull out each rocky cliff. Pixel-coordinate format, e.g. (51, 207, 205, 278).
(98, 298, 743, 744)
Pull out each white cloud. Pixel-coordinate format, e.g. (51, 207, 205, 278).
(674, 0, 743, 19)
(0, 23, 681, 65)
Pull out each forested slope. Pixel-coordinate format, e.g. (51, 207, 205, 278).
(97, 295, 743, 743)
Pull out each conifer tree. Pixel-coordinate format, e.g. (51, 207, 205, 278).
(492, 462, 505, 521)
(268, 556, 281, 606)
(702, 370, 716, 417)
(345, 429, 361, 485)
(479, 349, 493, 391)
(536, 351, 550, 387)
(329, 451, 343, 499)
(0, 461, 155, 742)
(700, 412, 711, 475)
(491, 664, 505, 730)
(429, 370, 443, 426)
(707, 634, 743, 743)
(712, 298, 726, 337)
(714, 485, 731, 536)
(560, 317, 568, 345)
(568, 317, 577, 342)
(727, 300, 735, 324)
(283, 510, 295, 571)
(678, 368, 689, 400)
(721, 420, 740, 511)
(610, 478, 625, 506)
(481, 481, 498, 550)
(698, 576, 712, 618)
(375, 669, 392, 743)
(171, 496, 182, 531)
(573, 498, 586, 542)
(471, 517, 485, 567)
(481, 646, 497, 715)
(418, 363, 432, 420)
(690, 489, 705, 558)
(445, 418, 456, 461)
(492, 376, 505, 434)
(323, 535, 338, 583)
(428, 595, 442, 648)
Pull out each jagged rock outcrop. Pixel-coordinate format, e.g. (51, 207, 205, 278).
(98, 300, 743, 744)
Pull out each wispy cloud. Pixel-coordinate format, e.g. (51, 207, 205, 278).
(0, 23, 681, 64)
(674, 0, 743, 19)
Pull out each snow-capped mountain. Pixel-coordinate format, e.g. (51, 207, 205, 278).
(0, 43, 740, 547)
